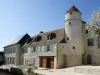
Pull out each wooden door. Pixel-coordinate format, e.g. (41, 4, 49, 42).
(49, 58, 54, 69)
(41, 57, 47, 68)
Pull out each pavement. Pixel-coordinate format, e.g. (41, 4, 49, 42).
(34, 66, 100, 75)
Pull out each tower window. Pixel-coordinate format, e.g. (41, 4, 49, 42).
(72, 46, 75, 49)
(69, 22, 71, 24)
(86, 30, 88, 34)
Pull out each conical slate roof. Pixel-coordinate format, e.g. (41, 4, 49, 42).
(66, 5, 82, 14)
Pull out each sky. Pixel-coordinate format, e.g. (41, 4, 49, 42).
(0, 0, 100, 51)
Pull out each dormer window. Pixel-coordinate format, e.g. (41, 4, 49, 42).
(47, 33, 56, 40)
(47, 35, 50, 40)
(33, 35, 42, 42)
(70, 12, 72, 14)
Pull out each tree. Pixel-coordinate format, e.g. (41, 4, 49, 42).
(88, 7, 100, 36)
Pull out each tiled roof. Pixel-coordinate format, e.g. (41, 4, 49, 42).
(66, 5, 81, 14)
(23, 28, 65, 47)
(4, 33, 30, 47)
(9, 34, 25, 45)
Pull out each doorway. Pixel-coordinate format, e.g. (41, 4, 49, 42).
(40, 56, 54, 69)
(87, 54, 92, 65)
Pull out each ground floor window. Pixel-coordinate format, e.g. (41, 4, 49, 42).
(32, 56, 36, 66)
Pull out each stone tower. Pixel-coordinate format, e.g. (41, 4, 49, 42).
(65, 5, 85, 66)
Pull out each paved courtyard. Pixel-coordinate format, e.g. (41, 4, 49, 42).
(34, 66, 100, 75)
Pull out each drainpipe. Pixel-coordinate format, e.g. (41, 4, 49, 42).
(56, 43, 58, 68)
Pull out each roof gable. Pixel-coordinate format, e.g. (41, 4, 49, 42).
(5, 33, 30, 47)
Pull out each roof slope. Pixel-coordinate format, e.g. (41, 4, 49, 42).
(4, 33, 30, 47)
(10, 34, 25, 45)
(66, 5, 81, 14)
(23, 28, 65, 47)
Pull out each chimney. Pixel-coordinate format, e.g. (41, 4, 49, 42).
(40, 31, 43, 33)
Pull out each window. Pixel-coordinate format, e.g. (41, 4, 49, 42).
(12, 57, 15, 64)
(33, 46, 37, 52)
(47, 35, 50, 40)
(47, 33, 56, 40)
(47, 45, 51, 52)
(32, 56, 36, 66)
(72, 46, 75, 49)
(37, 46, 42, 52)
(41, 45, 45, 52)
(13, 47, 16, 53)
(86, 30, 88, 34)
(24, 48, 28, 53)
(11, 48, 12, 53)
(88, 38, 94, 46)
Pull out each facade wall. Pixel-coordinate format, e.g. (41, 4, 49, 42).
(4, 44, 21, 65)
(85, 28, 100, 65)
(57, 43, 83, 68)
(21, 44, 57, 68)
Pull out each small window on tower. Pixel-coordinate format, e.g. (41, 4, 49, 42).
(72, 46, 75, 49)
(86, 30, 88, 34)
(69, 22, 71, 24)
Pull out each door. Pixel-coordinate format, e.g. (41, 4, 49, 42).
(47, 58, 54, 69)
(82, 54, 84, 65)
(87, 55, 92, 65)
(49, 58, 54, 69)
(41, 57, 47, 68)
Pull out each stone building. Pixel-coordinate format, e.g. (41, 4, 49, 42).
(4, 5, 100, 69)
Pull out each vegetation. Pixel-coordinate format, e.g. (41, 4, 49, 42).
(88, 7, 100, 36)
(24, 68, 43, 75)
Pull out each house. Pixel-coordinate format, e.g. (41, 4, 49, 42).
(4, 33, 30, 65)
(4, 5, 100, 69)
(0, 52, 5, 66)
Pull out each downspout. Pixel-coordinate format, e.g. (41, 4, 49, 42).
(56, 43, 58, 68)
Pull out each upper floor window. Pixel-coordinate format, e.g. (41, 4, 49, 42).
(47, 45, 50, 52)
(37, 46, 42, 52)
(24, 48, 28, 53)
(87, 38, 94, 46)
(13, 47, 16, 53)
(33, 46, 37, 52)
(11, 48, 12, 53)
